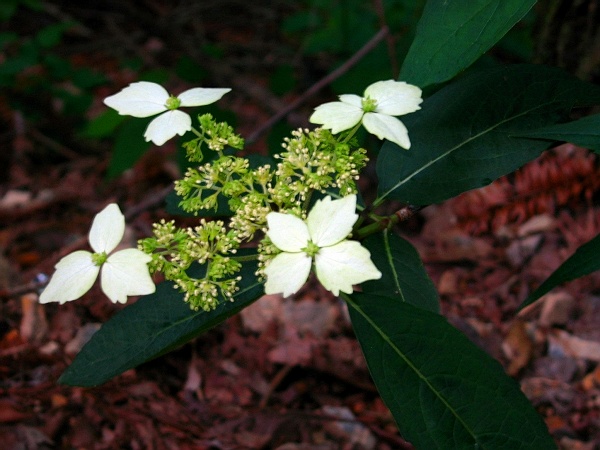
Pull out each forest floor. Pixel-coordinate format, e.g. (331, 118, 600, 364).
(1, 2, 600, 449)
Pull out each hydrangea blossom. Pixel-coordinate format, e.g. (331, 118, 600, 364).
(39, 204, 155, 304)
(309, 80, 422, 149)
(264, 195, 381, 297)
(104, 81, 231, 146)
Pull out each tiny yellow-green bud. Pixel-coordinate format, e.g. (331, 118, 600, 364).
(361, 96, 377, 113)
(165, 96, 181, 110)
(302, 240, 320, 257)
(92, 252, 108, 266)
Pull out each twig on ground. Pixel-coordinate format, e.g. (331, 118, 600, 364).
(245, 26, 390, 144)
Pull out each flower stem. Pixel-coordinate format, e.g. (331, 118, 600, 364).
(341, 122, 362, 143)
(190, 126, 203, 138)
(231, 253, 259, 262)
(354, 214, 397, 240)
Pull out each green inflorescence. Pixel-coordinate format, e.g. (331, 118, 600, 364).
(140, 114, 369, 311)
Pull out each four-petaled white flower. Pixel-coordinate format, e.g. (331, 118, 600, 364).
(309, 79, 422, 149)
(264, 195, 382, 297)
(39, 204, 156, 305)
(104, 81, 231, 146)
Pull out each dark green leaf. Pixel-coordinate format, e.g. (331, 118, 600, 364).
(346, 293, 556, 449)
(400, 0, 536, 87)
(59, 258, 263, 387)
(175, 56, 209, 83)
(0, 1, 17, 21)
(71, 67, 107, 89)
(35, 22, 73, 48)
(82, 109, 126, 139)
(0, 41, 38, 77)
(377, 64, 600, 206)
(269, 64, 296, 96)
(165, 189, 233, 217)
(516, 113, 600, 153)
(521, 233, 600, 309)
(362, 231, 439, 313)
(107, 119, 152, 179)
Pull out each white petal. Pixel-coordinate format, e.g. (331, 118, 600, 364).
(103, 81, 169, 117)
(101, 249, 155, 304)
(264, 252, 312, 297)
(39, 251, 100, 304)
(144, 110, 192, 146)
(338, 94, 362, 107)
(362, 113, 411, 149)
(266, 212, 310, 252)
(309, 101, 364, 134)
(306, 195, 357, 247)
(364, 80, 423, 116)
(177, 87, 231, 107)
(315, 241, 382, 296)
(89, 203, 125, 254)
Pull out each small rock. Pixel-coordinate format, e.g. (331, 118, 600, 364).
(532, 356, 579, 382)
(539, 291, 575, 327)
(64, 323, 101, 355)
(505, 235, 543, 267)
(241, 294, 282, 333)
(438, 270, 458, 295)
(517, 214, 556, 237)
(321, 406, 376, 450)
(548, 329, 600, 362)
(282, 298, 338, 338)
(38, 341, 60, 356)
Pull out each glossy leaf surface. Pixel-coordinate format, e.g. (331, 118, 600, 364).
(401, 0, 536, 87)
(516, 113, 600, 153)
(362, 231, 439, 313)
(377, 65, 600, 206)
(59, 258, 262, 387)
(521, 233, 600, 309)
(347, 292, 556, 449)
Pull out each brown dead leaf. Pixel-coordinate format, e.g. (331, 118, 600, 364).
(538, 291, 575, 327)
(502, 319, 534, 376)
(0, 399, 30, 423)
(20, 293, 48, 344)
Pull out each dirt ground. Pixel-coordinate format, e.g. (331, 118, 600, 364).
(1, 2, 600, 449)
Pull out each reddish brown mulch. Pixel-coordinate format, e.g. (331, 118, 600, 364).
(2, 2, 600, 449)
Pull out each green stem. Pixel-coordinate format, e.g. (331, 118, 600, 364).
(354, 214, 398, 240)
(341, 122, 363, 143)
(190, 126, 203, 138)
(231, 253, 259, 262)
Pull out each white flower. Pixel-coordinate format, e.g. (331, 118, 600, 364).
(39, 204, 156, 305)
(309, 79, 422, 149)
(264, 195, 381, 297)
(104, 81, 231, 146)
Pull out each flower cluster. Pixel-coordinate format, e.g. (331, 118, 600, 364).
(42, 79, 421, 309)
(154, 115, 372, 309)
(140, 219, 242, 310)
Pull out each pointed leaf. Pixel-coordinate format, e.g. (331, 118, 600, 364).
(401, 0, 536, 87)
(346, 293, 556, 449)
(361, 231, 439, 313)
(516, 113, 600, 153)
(107, 119, 152, 179)
(521, 233, 600, 309)
(377, 65, 600, 206)
(59, 257, 262, 387)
